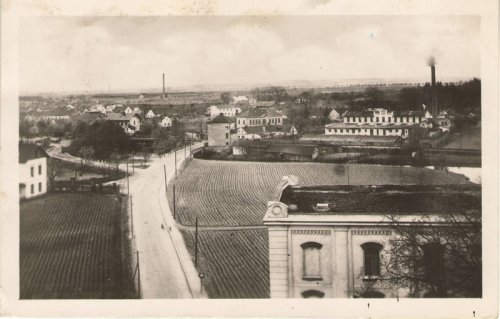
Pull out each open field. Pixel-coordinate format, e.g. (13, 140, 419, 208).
(171, 159, 470, 227)
(20, 193, 134, 299)
(171, 158, 471, 298)
(181, 229, 269, 298)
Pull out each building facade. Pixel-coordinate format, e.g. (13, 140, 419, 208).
(207, 105, 242, 119)
(19, 143, 48, 199)
(325, 108, 427, 139)
(263, 176, 481, 298)
(236, 108, 285, 128)
(207, 114, 237, 147)
(105, 113, 142, 134)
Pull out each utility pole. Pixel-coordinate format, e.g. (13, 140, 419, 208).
(163, 164, 167, 193)
(136, 250, 141, 298)
(175, 149, 177, 176)
(130, 195, 134, 237)
(195, 217, 199, 267)
(126, 160, 130, 195)
(173, 184, 176, 220)
(132, 153, 135, 173)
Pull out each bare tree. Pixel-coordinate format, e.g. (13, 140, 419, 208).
(381, 213, 481, 297)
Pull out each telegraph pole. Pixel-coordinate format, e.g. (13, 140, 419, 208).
(195, 217, 199, 267)
(130, 196, 134, 237)
(164, 164, 167, 193)
(175, 149, 177, 176)
(173, 184, 176, 220)
(126, 160, 130, 195)
(136, 250, 141, 298)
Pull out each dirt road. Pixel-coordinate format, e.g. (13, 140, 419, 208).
(127, 145, 203, 298)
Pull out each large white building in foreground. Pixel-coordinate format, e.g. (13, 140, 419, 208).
(263, 176, 481, 298)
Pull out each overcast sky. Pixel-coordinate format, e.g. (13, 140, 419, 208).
(19, 15, 480, 94)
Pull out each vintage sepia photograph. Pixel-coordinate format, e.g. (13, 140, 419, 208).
(1, 0, 498, 317)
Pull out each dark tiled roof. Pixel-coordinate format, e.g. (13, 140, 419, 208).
(208, 114, 233, 124)
(281, 184, 481, 215)
(239, 108, 283, 118)
(239, 126, 265, 134)
(344, 111, 374, 118)
(19, 143, 48, 163)
(106, 113, 135, 121)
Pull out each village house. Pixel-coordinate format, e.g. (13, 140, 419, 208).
(237, 123, 297, 140)
(207, 114, 237, 147)
(160, 116, 172, 128)
(232, 95, 249, 104)
(207, 105, 242, 119)
(19, 143, 49, 199)
(133, 107, 142, 114)
(145, 109, 156, 119)
(236, 108, 285, 128)
(105, 112, 142, 134)
(329, 109, 341, 121)
(263, 176, 481, 298)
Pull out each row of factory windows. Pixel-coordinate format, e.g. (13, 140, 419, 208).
(327, 128, 409, 135)
(345, 116, 422, 124)
(237, 117, 282, 126)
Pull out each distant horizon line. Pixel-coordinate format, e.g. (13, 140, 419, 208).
(20, 75, 480, 97)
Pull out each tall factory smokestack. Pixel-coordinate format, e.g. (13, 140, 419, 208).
(162, 73, 165, 99)
(428, 56, 438, 121)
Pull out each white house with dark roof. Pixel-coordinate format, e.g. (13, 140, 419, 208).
(236, 108, 285, 128)
(105, 112, 141, 134)
(19, 143, 49, 199)
(207, 105, 241, 119)
(207, 114, 237, 147)
(263, 176, 481, 298)
(145, 109, 156, 119)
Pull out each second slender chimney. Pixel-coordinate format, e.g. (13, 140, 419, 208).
(431, 65, 436, 87)
(162, 73, 165, 99)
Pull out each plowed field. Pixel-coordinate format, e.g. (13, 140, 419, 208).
(20, 193, 134, 299)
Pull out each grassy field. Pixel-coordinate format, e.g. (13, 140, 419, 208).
(20, 193, 134, 299)
(171, 159, 470, 298)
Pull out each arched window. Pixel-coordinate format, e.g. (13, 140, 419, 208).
(301, 290, 325, 298)
(301, 242, 322, 280)
(361, 242, 383, 276)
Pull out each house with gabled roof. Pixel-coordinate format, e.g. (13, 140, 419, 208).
(105, 112, 141, 134)
(236, 108, 285, 128)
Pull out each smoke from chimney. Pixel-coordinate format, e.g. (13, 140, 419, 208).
(427, 56, 436, 67)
